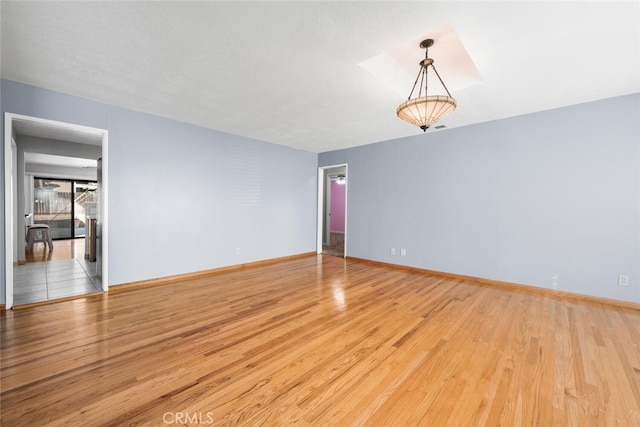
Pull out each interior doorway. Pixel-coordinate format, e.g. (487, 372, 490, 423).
(317, 164, 347, 258)
(4, 113, 109, 309)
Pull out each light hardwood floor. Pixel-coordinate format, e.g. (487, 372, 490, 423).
(1, 255, 639, 426)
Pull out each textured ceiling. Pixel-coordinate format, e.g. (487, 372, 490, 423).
(1, 1, 639, 153)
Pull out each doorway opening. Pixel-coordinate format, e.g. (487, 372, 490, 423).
(4, 113, 109, 309)
(317, 164, 347, 258)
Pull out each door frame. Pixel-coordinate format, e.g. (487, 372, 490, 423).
(317, 164, 348, 257)
(4, 113, 109, 309)
(324, 171, 332, 246)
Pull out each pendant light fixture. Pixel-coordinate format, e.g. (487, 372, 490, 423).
(396, 38, 456, 131)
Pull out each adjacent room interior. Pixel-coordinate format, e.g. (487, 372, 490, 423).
(1, 1, 639, 425)
(321, 165, 347, 258)
(8, 119, 105, 305)
(15, 176, 101, 305)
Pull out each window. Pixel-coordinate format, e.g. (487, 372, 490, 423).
(33, 178, 97, 239)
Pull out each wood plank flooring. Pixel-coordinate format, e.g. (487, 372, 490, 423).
(1, 255, 639, 426)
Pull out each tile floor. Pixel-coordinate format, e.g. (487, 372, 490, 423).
(13, 256, 102, 306)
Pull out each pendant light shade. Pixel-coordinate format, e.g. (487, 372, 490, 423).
(396, 39, 456, 131)
(396, 96, 457, 131)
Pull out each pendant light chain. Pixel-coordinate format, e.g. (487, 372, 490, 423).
(431, 65, 453, 98)
(422, 44, 429, 98)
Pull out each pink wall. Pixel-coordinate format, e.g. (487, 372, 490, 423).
(330, 180, 345, 232)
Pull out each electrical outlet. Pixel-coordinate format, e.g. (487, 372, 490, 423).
(617, 275, 629, 286)
(236, 248, 242, 255)
(390, 248, 396, 255)
(400, 248, 406, 256)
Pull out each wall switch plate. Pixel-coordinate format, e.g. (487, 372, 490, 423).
(400, 248, 406, 256)
(617, 275, 629, 286)
(390, 248, 396, 255)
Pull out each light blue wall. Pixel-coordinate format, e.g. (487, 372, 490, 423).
(320, 93, 640, 303)
(3, 80, 639, 305)
(1, 80, 317, 303)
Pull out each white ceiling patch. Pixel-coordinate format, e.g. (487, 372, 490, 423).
(359, 24, 483, 99)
